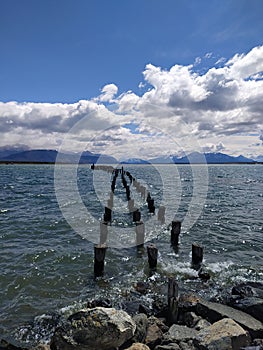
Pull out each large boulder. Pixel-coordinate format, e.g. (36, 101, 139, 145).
(196, 299, 263, 339)
(229, 297, 263, 323)
(50, 307, 136, 350)
(162, 324, 198, 344)
(194, 318, 250, 350)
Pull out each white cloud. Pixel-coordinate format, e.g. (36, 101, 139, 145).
(0, 46, 263, 159)
(97, 83, 118, 102)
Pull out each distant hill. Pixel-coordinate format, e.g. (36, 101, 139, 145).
(121, 158, 150, 164)
(0, 148, 257, 164)
(134, 152, 256, 164)
(0, 144, 30, 159)
(0, 149, 117, 164)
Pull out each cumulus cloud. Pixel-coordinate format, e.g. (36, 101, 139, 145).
(0, 45, 263, 159)
(97, 83, 118, 102)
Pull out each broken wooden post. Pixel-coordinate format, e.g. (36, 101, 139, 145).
(107, 198, 113, 209)
(133, 209, 141, 222)
(146, 192, 151, 203)
(171, 220, 181, 246)
(148, 198, 155, 213)
(192, 243, 203, 266)
(104, 206, 112, 222)
(94, 244, 107, 277)
(135, 221, 145, 246)
(100, 221, 108, 245)
(147, 244, 158, 270)
(167, 277, 179, 325)
(128, 199, 135, 212)
(157, 206, 166, 223)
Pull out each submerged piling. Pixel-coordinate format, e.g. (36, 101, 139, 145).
(171, 221, 181, 246)
(100, 221, 108, 245)
(94, 244, 107, 277)
(135, 221, 145, 246)
(192, 243, 203, 266)
(147, 244, 158, 270)
(157, 206, 166, 223)
(167, 277, 179, 325)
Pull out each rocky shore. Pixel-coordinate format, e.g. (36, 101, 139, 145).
(1, 281, 263, 350)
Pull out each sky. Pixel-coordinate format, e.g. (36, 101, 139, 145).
(0, 0, 263, 160)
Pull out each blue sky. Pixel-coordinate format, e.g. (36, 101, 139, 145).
(0, 0, 263, 159)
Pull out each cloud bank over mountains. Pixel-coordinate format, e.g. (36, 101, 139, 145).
(0, 46, 262, 160)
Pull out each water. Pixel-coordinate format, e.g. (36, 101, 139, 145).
(0, 164, 262, 346)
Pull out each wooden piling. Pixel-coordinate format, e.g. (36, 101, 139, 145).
(128, 199, 135, 212)
(171, 221, 181, 246)
(167, 277, 179, 325)
(104, 207, 112, 222)
(157, 206, 166, 223)
(100, 221, 108, 245)
(135, 221, 145, 246)
(133, 209, 141, 222)
(192, 243, 203, 266)
(147, 244, 158, 270)
(94, 244, 107, 277)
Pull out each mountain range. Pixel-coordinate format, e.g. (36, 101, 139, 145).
(0, 146, 260, 164)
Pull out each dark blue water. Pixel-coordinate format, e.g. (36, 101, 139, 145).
(0, 164, 262, 346)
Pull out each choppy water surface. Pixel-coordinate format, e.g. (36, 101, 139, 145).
(0, 164, 262, 345)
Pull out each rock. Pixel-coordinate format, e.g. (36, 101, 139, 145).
(232, 282, 263, 298)
(196, 299, 263, 339)
(178, 293, 200, 313)
(145, 323, 163, 349)
(182, 312, 201, 328)
(124, 343, 150, 350)
(0, 339, 28, 349)
(134, 282, 150, 295)
(132, 314, 148, 343)
(148, 316, 169, 333)
(162, 324, 198, 344)
(194, 318, 211, 331)
(31, 345, 50, 350)
(154, 344, 180, 350)
(50, 307, 136, 350)
(240, 346, 263, 350)
(194, 318, 250, 350)
(230, 297, 263, 323)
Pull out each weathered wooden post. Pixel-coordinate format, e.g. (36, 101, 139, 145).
(192, 243, 203, 266)
(104, 206, 112, 222)
(100, 221, 108, 245)
(94, 244, 107, 277)
(128, 199, 135, 212)
(147, 244, 158, 270)
(107, 198, 113, 209)
(171, 220, 181, 246)
(148, 199, 155, 213)
(167, 277, 179, 325)
(135, 221, 145, 246)
(126, 186, 131, 201)
(133, 209, 141, 222)
(157, 206, 166, 223)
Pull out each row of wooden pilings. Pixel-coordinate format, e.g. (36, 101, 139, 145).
(91, 164, 205, 280)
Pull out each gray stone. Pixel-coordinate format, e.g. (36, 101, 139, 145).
(145, 322, 163, 349)
(196, 299, 263, 339)
(50, 307, 136, 350)
(132, 314, 148, 343)
(194, 318, 250, 350)
(231, 297, 263, 323)
(154, 344, 180, 350)
(194, 318, 211, 331)
(124, 343, 150, 350)
(183, 312, 201, 328)
(162, 324, 198, 344)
